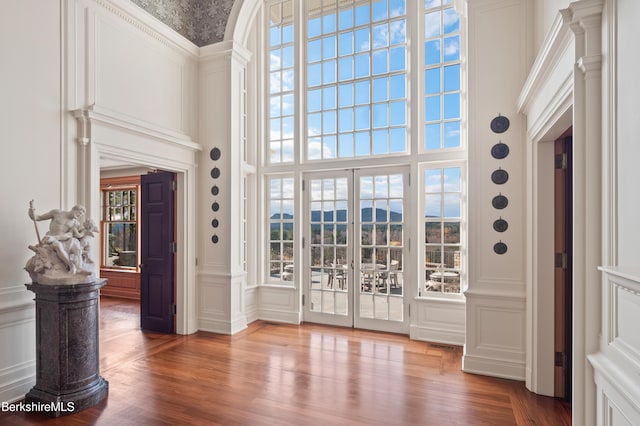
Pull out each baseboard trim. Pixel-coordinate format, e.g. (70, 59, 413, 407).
(462, 354, 526, 381)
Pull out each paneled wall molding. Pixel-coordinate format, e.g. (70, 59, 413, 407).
(197, 270, 246, 281)
(0, 297, 35, 404)
(72, 105, 201, 151)
(90, 0, 200, 57)
(464, 288, 526, 301)
(0, 360, 35, 405)
(0, 286, 34, 318)
(411, 298, 465, 346)
(198, 272, 247, 334)
(257, 286, 301, 325)
(589, 267, 640, 424)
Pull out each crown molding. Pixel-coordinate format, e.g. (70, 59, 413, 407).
(91, 0, 200, 58)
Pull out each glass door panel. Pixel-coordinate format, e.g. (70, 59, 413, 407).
(355, 170, 407, 333)
(304, 172, 353, 327)
(303, 167, 408, 334)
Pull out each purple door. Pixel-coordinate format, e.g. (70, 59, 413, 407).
(140, 171, 175, 333)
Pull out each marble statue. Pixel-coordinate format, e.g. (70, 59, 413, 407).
(25, 201, 97, 284)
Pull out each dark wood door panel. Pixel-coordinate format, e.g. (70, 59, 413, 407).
(140, 171, 175, 334)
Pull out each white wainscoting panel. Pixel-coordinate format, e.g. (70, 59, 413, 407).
(198, 271, 247, 335)
(589, 267, 640, 425)
(410, 298, 465, 346)
(258, 286, 301, 325)
(463, 291, 526, 380)
(0, 286, 36, 403)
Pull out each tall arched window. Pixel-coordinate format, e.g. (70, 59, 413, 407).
(263, 0, 465, 310)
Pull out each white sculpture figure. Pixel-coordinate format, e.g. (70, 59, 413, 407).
(25, 201, 97, 284)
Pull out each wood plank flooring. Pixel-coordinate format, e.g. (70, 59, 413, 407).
(1, 297, 571, 425)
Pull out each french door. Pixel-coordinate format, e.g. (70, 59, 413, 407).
(303, 167, 408, 334)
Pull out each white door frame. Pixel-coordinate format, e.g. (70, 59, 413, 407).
(302, 166, 410, 334)
(73, 106, 200, 335)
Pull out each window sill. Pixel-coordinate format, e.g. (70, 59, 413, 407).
(100, 267, 139, 274)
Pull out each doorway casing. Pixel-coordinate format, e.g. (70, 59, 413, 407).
(73, 106, 201, 335)
(517, 1, 604, 424)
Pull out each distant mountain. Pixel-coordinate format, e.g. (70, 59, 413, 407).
(301, 207, 402, 222)
(272, 208, 402, 222)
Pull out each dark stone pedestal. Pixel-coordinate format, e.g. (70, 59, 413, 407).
(24, 280, 108, 417)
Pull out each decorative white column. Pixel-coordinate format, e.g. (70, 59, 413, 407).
(197, 41, 251, 334)
(561, 2, 603, 424)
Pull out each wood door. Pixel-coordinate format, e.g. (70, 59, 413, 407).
(140, 171, 176, 333)
(554, 133, 572, 400)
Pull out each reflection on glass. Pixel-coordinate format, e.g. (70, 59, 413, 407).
(104, 223, 137, 268)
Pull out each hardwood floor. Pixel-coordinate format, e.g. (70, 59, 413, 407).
(2, 297, 571, 425)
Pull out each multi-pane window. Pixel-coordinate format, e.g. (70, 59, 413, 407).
(423, 166, 462, 294)
(306, 0, 408, 159)
(268, 0, 295, 164)
(268, 177, 295, 283)
(424, 0, 461, 150)
(102, 186, 138, 269)
(263, 1, 465, 296)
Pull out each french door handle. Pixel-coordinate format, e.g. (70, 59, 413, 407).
(351, 260, 354, 270)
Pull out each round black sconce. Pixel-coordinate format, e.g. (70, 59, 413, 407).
(211, 167, 221, 179)
(490, 141, 510, 159)
(211, 186, 219, 196)
(211, 235, 219, 244)
(210, 147, 221, 161)
(493, 218, 509, 233)
(211, 202, 220, 212)
(490, 115, 510, 134)
(493, 241, 508, 255)
(492, 194, 508, 209)
(211, 218, 219, 228)
(491, 168, 509, 185)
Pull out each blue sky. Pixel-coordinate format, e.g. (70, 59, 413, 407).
(269, 0, 461, 160)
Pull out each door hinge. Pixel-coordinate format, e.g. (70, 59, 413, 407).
(302, 294, 305, 306)
(554, 351, 564, 367)
(302, 237, 305, 249)
(302, 180, 305, 191)
(171, 303, 177, 315)
(408, 304, 411, 318)
(171, 179, 177, 191)
(170, 242, 177, 253)
(555, 153, 568, 170)
(555, 252, 567, 269)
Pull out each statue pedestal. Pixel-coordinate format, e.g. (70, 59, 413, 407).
(24, 280, 108, 417)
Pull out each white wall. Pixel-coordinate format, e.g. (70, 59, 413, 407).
(463, 0, 532, 380)
(0, 0, 62, 402)
(616, 0, 640, 267)
(533, 0, 570, 50)
(0, 0, 201, 403)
